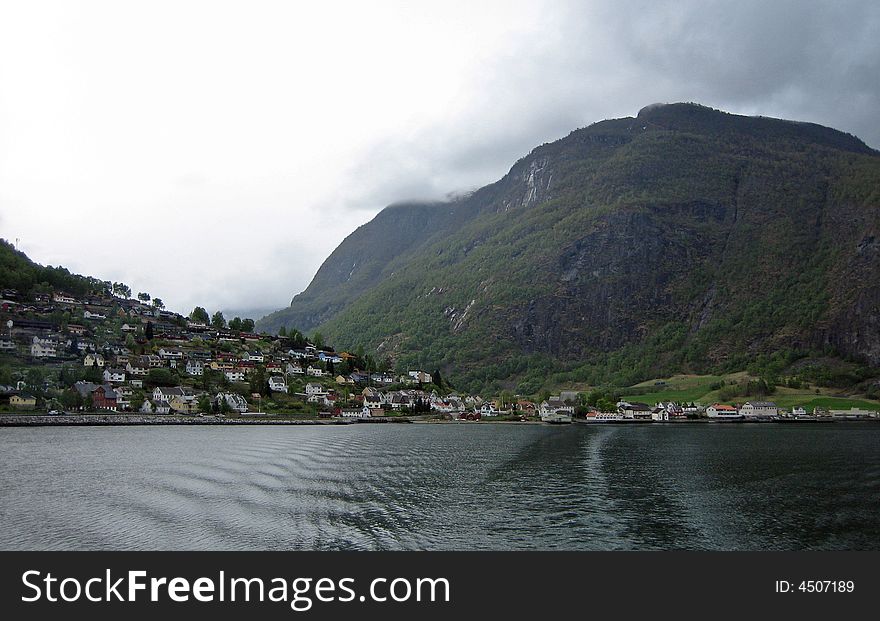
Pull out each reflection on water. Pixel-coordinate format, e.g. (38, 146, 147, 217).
(0, 423, 878, 550)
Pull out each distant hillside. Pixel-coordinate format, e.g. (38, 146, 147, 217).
(257, 103, 880, 394)
(0, 239, 105, 298)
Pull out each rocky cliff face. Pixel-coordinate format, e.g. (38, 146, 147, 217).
(258, 104, 880, 390)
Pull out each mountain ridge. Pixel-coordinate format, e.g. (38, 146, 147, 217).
(257, 103, 880, 393)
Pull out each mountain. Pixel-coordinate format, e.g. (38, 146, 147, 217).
(257, 103, 880, 394)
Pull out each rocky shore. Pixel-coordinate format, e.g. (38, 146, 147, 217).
(0, 414, 410, 426)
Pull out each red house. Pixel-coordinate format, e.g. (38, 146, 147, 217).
(92, 385, 118, 411)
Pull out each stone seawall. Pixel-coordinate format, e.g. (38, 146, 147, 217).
(0, 415, 410, 426)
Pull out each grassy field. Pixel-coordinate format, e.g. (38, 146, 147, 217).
(620, 374, 727, 404)
(620, 373, 880, 411)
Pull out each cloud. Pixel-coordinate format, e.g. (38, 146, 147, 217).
(1, 0, 877, 317)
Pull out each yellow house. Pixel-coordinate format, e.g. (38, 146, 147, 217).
(10, 394, 37, 410)
(169, 396, 199, 415)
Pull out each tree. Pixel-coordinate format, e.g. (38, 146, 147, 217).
(197, 395, 212, 413)
(312, 332, 324, 350)
(241, 318, 255, 333)
(146, 368, 174, 387)
(228, 317, 243, 332)
(431, 369, 443, 389)
(145, 321, 154, 340)
(84, 365, 102, 383)
(327, 359, 335, 376)
(190, 307, 209, 324)
(596, 397, 617, 413)
(60, 388, 83, 410)
(500, 390, 513, 410)
(278, 326, 287, 337)
(112, 282, 131, 298)
(137, 292, 151, 302)
(152, 298, 165, 310)
(211, 311, 226, 330)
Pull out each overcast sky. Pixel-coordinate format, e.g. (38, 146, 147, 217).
(2, 0, 878, 319)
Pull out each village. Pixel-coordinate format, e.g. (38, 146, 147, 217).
(0, 285, 878, 425)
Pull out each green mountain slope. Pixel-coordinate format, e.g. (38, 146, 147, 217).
(0, 239, 106, 297)
(257, 103, 880, 393)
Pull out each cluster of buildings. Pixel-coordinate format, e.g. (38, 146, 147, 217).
(3, 288, 878, 423)
(705, 401, 878, 420)
(0, 287, 453, 415)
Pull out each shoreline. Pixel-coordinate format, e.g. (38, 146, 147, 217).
(0, 414, 411, 427)
(1, 414, 878, 427)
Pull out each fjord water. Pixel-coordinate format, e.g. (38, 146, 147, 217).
(1, 424, 878, 550)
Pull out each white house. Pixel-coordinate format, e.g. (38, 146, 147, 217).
(245, 351, 264, 363)
(480, 402, 499, 417)
(588, 411, 624, 421)
(651, 407, 669, 422)
(152, 386, 198, 405)
(541, 398, 574, 417)
(103, 368, 126, 383)
(305, 383, 327, 396)
(739, 401, 778, 417)
(363, 391, 385, 408)
(83, 310, 106, 320)
(0, 338, 16, 351)
(83, 353, 105, 367)
(706, 404, 740, 418)
(225, 369, 246, 383)
(268, 376, 288, 393)
(286, 362, 304, 375)
(791, 406, 808, 417)
(617, 401, 652, 419)
(306, 365, 324, 377)
(216, 392, 248, 413)
(318, 351, 342, 363)
(158, 348, 185, 359)
(407, 370, 432, 384)
(185, 359, 204, 376)
(126, 361, 149, 376)
(340, 407, 372, 419)
(31, 342, 57, 358)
